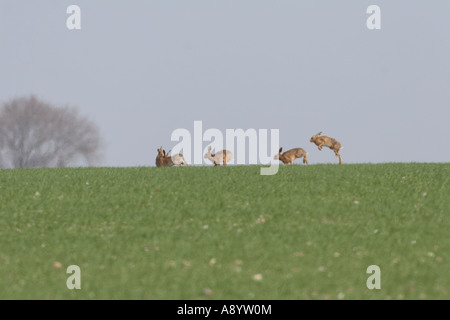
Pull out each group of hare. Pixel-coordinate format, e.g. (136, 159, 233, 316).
(156, 131, 342, 167)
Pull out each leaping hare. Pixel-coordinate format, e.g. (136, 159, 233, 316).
(204, 146, 233, 166)
(310, 132, 343, 164)
(274, 147, 308, 166)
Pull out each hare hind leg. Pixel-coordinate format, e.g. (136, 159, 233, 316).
(332, 147, 342, 164)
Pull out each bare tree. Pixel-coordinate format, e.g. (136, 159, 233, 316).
(0, 95, 102, 168)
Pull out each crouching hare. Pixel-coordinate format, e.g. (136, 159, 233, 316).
(204, 146, 233, 166)
(310, 132, 342, 164)
(166, 149, 189, 166)
(274, 147, 308, 166)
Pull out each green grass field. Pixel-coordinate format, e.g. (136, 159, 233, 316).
(0, 163, 448, 300)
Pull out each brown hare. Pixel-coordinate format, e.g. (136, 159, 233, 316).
(204, 146, 233, 166)
(155, 146, 166, 167)
(274, 147, 308, 166)
(165, 149, 189, 166)
(155, 146, 188, 167)
(310, 132, 342, 164)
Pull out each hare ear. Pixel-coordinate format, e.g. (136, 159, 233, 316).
(279, 147, 283, 153)
(208, 146, 212, 152)
(317, 132, 322, 136)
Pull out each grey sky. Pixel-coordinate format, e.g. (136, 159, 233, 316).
(1, 1, 449, 166)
